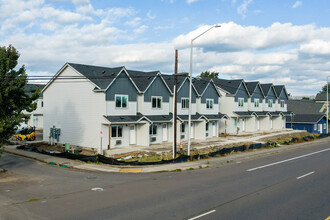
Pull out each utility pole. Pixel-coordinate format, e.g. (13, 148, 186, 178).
(172, 49, 188, 158)
(173, 50, 178, 159)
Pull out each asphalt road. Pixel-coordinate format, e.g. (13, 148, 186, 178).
(0, 140, 329, 220)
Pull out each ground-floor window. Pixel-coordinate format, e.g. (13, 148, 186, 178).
(111, 125, 123, 138)
(149, 124, 157, 135)
(206, 122, 209, 131)
(180, 123, 185, 133)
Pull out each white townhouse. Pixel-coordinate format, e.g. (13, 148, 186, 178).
(273, 85, 290, 129)
(19, 84, 45, 130)
(213, 78, 252, 134)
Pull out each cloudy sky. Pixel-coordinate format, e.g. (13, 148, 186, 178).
(1, 0, 330, 96)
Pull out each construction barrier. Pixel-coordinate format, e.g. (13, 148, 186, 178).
(16, 134, 328, 166)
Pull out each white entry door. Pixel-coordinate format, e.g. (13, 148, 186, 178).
(162, 124, 167, 141)
(212, 122, 216, 137)
(318, 124, 322, 133)
(270, 118, 273, 129)
(242, 119, 245, 131)
(129, 125, 136, 145)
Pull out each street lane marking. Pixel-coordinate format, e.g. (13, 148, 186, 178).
(247, 148, 330, 171)
(297, 171, 315, 179)
(189, 210, 216, 220)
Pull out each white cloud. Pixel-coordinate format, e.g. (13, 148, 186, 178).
(125, 17, 141, 27)
(292, 1, 302, 8)
(237, 0, 253, 18)
(134, 25, 148, 35)
(300, 40, 330, 55)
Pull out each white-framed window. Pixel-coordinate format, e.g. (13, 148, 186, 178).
(181, 98, 189, 109)
(238, 98, 244, 107)
(41, 101, 44, 108)
(111, 126, 123, 138)
(151, 96, 162, 109)
(254, 98, 260, 108)
(206, 122, 209, 131)
(280, 100, 285, 108)
(180, 123, 185, 133)
(206, 99, 214, 109)
(149, 124, 157, 135)
(314, 124, 317, 130)
(115, 95, 128, 108)
(268, 99, 273, 108)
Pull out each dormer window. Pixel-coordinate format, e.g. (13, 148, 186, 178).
(280, 100, 285, 108)
(181, 98, 189, 109)
(115, 95, 128, 108)
(206, 99, 214, 109)
(254, 99, 260, 108)
(238, 98, 244, 107)
(268, 99, 273, 108)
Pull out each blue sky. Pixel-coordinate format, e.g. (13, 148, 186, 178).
(1, 0, 330, 96)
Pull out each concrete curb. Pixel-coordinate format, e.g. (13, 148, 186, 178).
(4, 137, 330, 173)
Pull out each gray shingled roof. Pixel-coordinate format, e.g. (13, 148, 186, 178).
(315, 92, 329, 101)
(286, 114, 326, 124)
(192, 77, 211, 95)
(245, 81, 259, 95)
(260, 83, 273, 96)
(287, 100, 325, 114)
(68, 63, 123, 89)
(254, 111, 270, 117)
(213, 78, 244, 94)
(24, 84, 45, 98)
(145, 114, 173, 122)
(163, 74, 187, 93)
(104, 113, 146, 123)
(203, 113, 229, 120)
(126, 70, 159, 92)
(273, 85, 285, 97)
(177, 113, 203, 121)
(234, 111, 255, 117)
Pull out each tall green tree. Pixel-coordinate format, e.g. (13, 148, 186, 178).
(199, 71, 219, 79)
(0, 45, 39, 157)
(320, 82, 330, 93)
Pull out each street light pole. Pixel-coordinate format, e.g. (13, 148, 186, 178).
(187, 24, 221, 156)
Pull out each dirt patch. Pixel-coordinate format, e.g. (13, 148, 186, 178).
(26, 142, 97, 156)
(259, 131, 318, 144)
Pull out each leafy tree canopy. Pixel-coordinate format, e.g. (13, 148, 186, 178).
(320, 82, 330, 93)
(199, 71, 219, 79)
(0, 45, 39, 156)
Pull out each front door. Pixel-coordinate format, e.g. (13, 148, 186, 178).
(162, 124, 167, 141)
(242, 119, 245, 131)
(318, 124, 323, 133)
(212, 121, 216, 137)
(270, 118, 273, 129)
(129, 125, 136, 145)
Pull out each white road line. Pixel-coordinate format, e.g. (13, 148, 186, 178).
(247, 148, 330, 172)
(297, 171, 315, 179)
(189, 210, 216, 220)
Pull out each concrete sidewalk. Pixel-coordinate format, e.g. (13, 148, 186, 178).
(4, 136, 329, 173)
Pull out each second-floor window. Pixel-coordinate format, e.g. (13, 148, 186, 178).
(115, 95, 128, 108)
(111, 126, 123, 138)
(254, 99, 260, 108)
(206, 99, 214, 109)
(181, 98, 189, 109)
(280, 100, 285, 108)
(268, 99, 273, 108)
(152, 96, 162, 109)
(238, 98, 244, 107)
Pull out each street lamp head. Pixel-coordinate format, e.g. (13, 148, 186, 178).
(214, 24, 221, 28)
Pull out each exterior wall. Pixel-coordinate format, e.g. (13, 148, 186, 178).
(234, 84, 249, 112)
(43, 66, 106, 150)
(106, 101, 137, 116)
(260, 116, 271, 131)
(20, 98, 44, 129)
(219, 93, 235, 116)
(275, 90, 288, 111)
(248, 86, 264, 112)
(105, 71, 138, 116)
(143, 76, 171, 115)
(136, 123, 150, 146)
(219, 118, 229, 134)
(245, 116, 256, 132)
(195, 120, 206, 140)
(137, 94, 144, 113)
(264, 88, 276, 112)
(272, 116, 282, 129)
(149, 123, 164, 144)
(286, 117, 327, 133)
(177, 79, 197, 115)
